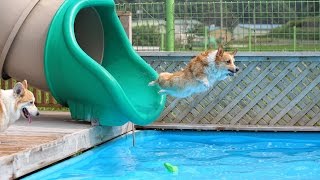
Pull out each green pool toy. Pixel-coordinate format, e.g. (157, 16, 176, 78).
(164, 163, 178, 173)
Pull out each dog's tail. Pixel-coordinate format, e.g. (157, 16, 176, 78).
(148, 79, 158, 86)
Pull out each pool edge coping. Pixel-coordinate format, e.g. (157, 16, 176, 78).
(138, 123, 320, 132)
(0, 114, 133, 179)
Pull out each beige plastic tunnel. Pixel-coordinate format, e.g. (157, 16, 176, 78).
(0, 0, 104, 90)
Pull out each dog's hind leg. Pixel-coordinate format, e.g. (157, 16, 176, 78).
(148, 80, 157, 86)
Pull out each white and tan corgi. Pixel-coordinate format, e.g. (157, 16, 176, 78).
(0, 80, 39, 132)
(149, 46, 239, 98)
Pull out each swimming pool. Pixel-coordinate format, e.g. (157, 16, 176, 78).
(24, 130, 320, 179)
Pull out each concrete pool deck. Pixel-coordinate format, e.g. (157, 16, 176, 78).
(0, 111, 132, 179)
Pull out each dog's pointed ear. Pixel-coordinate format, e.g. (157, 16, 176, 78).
(13, 82, 25, 96)
(22, 80, 28, 89)
(217, 45, 224, 57)
(231, 49, 238, 56)
(203, 50, 211, 56)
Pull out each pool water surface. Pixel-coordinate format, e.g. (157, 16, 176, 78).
(24, 130, 320, 179)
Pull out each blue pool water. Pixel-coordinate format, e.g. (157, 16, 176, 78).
(25, 130, 320, 179)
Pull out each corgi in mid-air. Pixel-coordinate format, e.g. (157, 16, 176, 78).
(0, 80, 39, 132)
(149, 46, 239, 98)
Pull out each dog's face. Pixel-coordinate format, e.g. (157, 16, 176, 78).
(214, 46, 239, 79)
(13, 80, 39, 123)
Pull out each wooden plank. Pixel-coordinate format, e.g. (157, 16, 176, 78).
(1, 79, 6, 89)
(174, 85, 218, 122)
(287, 105, 301, 119)
(165, 62, 181, 72)
(33, 88, 38, 104)
(48, 92, 59, 106)
(269, 75, 320, 125)
(288, 96, 320, 125)
(158, 98, 181, 121)
(8, 79, 12, 89)
(41, 91, 46, 105)
(229, 104, 242, 118)
(212, 62, 279, 124)
(230, 62, 298, 125)
(306, 108, 318, 120)
(250, 69, 310, 125)
(189, 62, 259, 124)
(306, 111, 320, 126)
(149, 61, 162, 71)
(158, 62, 170, 73)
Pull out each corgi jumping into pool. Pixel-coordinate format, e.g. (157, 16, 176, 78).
(149, 46, 239, 98)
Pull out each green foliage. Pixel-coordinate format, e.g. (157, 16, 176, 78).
(270, 17, 320, 40)
(186, 24, 204, 34)
(132, 25, 161, 46)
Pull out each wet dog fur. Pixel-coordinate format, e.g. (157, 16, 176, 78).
(149, 46, 239, 98)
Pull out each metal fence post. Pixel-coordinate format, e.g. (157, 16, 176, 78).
(249, 28, 252, 52)
(220, 0, 223, 29)
(166, 0, 174, 51)
(293, 25, 297, 51)
(204, 26, 208, 50)
(161, 33, 165, 51)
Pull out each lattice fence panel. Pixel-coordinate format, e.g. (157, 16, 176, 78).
(146, 55, 320, 127)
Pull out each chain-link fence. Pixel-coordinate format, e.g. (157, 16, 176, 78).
(116, 1, 320, 52)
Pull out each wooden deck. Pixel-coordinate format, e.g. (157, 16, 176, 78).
(0, 112, 132, 179)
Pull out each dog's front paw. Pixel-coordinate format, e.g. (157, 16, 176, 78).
(202, 78, 210, 88)
(198, 77, 210, 88)
(148, 81, 156, 86)
(203, 81, 210, 88)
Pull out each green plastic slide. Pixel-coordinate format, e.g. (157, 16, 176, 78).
(44, 0, 166, 126)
